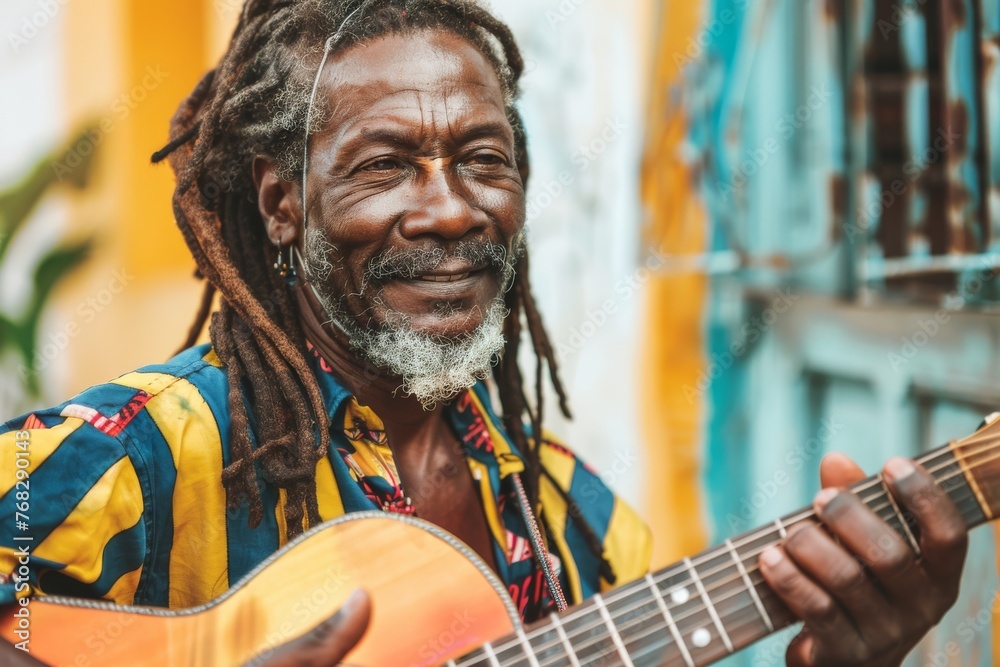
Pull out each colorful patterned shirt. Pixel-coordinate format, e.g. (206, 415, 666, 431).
(0, 344, 652, 623)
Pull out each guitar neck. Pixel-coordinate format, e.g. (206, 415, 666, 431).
(455, 430, 996, 667)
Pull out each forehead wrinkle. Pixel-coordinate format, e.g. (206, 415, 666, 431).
(311, 32, 511, 160)
(322, 85, 508, 157)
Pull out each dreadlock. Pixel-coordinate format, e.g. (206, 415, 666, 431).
(153, 0, 614, 583)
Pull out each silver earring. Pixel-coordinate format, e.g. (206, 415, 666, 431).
(273, 242, 298, 286)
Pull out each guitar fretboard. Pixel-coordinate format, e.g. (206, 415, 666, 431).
(450, 443, 985, 667)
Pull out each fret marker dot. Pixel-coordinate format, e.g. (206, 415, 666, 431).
(692, 628, 711, 648)
(670, 587, 690, 604)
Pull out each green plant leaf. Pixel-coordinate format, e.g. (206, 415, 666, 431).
(0, 313, 39, 396)
(0, 125, 100, 263)
(6, 238, 94, 397)
(27, 238, 94, 326)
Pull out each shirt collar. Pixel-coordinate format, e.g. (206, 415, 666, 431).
(307, 346, 527, 478)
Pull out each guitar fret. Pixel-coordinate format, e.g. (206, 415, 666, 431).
(877, 473, 922, 556)
(448, 440, 990, 667)
(593, 593, 634, 667)
(924, 450, 989, 528)
(517, 629, 541, 667)
(547, 613, 581, 667)
(482, 642, 501, 667)
(646, 573, 694, 667)
(685, 557, 734, 654)
(950, 440, 995, 520)
(725, 538, 774, 632)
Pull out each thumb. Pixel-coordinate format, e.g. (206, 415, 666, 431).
(250, 589, 372, 667)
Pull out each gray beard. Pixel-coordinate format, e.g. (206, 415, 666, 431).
(303, 228, 511, 409)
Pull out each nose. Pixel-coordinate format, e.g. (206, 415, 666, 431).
(399, 160, 487, 241)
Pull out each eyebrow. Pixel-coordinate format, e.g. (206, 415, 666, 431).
(336, 118, 514, 157)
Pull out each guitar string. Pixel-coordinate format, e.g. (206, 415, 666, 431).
(530, 485, 949, 667)
(523, 444, 991, 665)
(463, 437, 998, 664)
(470, 467, 952, 662)
(461, 439, 996, 665)
(537, 581, 777, 667)
(558, 593, 772, 667)
(567, 469, 987, 667)
(462, 465, 972, 666)
(481, 467, 976, 667)
(510, 446, 988, 663)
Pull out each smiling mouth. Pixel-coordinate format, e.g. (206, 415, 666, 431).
(417, 272, 472, 282)
(409, 264, 488, 283)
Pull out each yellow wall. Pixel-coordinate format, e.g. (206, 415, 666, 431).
(56, 1, 238, 395)
(640, 1, 710, 568)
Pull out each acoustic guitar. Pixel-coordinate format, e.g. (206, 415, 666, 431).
(4, 414, 1000, 667)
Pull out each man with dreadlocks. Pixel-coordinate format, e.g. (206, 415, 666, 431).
(0, 1, 971, 666)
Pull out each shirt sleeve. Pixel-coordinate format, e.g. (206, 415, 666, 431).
(599, 492, 653, 591)
(537, 436, 654, 602)
(0, 411, 147, 607)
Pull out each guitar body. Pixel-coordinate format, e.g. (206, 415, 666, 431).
(0, 511, 520, 667)
(6, 419, 1000, 667)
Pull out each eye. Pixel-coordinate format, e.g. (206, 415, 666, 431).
(361, 157, 403, 172)
(463, 151, 509, 168)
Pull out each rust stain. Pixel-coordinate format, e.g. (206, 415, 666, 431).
(830, 174, 848, 220)
(950, 98, 970, 156)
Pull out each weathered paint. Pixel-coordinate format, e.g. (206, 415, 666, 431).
(639, 0, 712, 568)
(655, 0, 1000, 664)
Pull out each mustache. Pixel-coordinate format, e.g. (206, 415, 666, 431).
(364, 240, 519, 283)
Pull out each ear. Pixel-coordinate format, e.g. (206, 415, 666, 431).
(253, 155, 302, 246)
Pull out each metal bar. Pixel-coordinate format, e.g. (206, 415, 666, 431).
(923, 0, 955, 255)
(865, 0, 911, 258)
(971, 0, 992, 250)
(836, 0, 860, 300)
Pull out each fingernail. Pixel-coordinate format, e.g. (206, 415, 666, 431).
(885, 458, 915, 482)
(760, 547, 783, 568)
(813, 488, 839, 512)
(342, 589, 365, 613)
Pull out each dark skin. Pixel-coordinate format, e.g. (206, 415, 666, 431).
(761, 453, 968, 666)
(255, 29, 521, 576)
(0, 28, 966, 667)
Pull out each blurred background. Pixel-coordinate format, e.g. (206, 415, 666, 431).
(1, 0, 999, 664)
